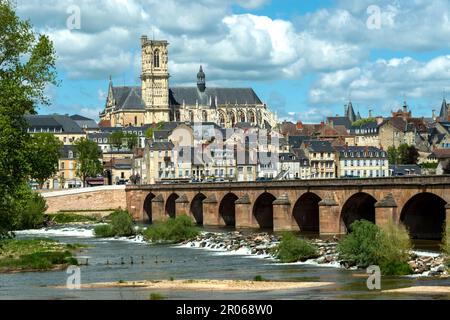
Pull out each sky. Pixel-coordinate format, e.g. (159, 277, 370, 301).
(15, 0, 450, 123)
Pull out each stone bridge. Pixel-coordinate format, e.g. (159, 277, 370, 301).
(127, 176, 450, 240)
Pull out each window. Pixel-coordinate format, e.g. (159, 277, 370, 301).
(153, 49, 160, 68)
(134, 117, 138, 126)
(60, 162, 65, 170)
(68, 151, 73, 159)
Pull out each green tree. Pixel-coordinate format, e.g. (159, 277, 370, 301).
(145, 127, 154, 139)
(74, 138, 102, 187)
(0, 1, 57, 238)
(387, 146, 398, 165)
(28, 133, 62, 188)
(110, 131, 124, 151)
(125, 132, 138, 151)
(352, 118, 376, 127)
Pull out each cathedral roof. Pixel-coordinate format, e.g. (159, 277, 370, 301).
(169, 87, 263, 107)
(112, 86, 145, 110)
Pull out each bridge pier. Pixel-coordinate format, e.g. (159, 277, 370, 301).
(319, 199, 342, 235)
(235, 194, 257, 228)
(375, 193, 398, 228)
(273, 194, 298, 232)
(151, 195, 166, 222)
(175, 194, 190, 218)
(203, 195, 224, 227)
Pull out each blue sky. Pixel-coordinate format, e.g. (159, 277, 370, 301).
(16, 0, 450, 122)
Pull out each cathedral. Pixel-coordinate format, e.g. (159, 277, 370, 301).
(99, 36, 277, 129)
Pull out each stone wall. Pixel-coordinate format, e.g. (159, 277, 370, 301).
(42, 186, 127, 213)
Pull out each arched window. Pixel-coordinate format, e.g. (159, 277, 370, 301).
(239, 111, 246, 123)
(189, 111, 194, 123)
(202, 110, 208, 122)
(134, 116, 138, 126)
(219, 112, 226, 126)
(248, 111, 255, 124)
(153, 49, 160, 68)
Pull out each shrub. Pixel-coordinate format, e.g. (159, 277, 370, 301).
(337, 220, 412, 275)
(442, 225, 450, 256)
(275, 232, 319, 263)
(143, 215, 199, 243)
(94, 224, 115, 238)
(50, 213, 98, 224)
(149, 293, 166, 300)
(94, 210, 135, 238)
(337, 220, 382, 268)
(253, 275, 265, 282)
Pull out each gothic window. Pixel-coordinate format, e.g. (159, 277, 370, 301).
(134, 116, 138, 126)
(202, 110, 208, 122)
(153, 49, 160, 68)
(189, 111, 194, 123)
(219, 112, 226, 126)
(248, 111, 256, 124)
(239, 111, 246, 123)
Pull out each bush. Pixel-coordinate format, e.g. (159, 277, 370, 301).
(50, 213, 98, 224)
(275, 232, 319, 263)
(94, 210, 135, 238)
(253, 275, 266, 281)
(337, 220, 412, 275)
(337, 220, 382, 267)
(149, 293, 166, 300)
(17, 192, 47, 230)
(442, 225, 450, 255)
(94, 224, 115, 238)
(143, 215, 199, 243)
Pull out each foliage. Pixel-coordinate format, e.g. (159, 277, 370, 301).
(110, 131, 124, 151)
(420, 162, 438, 169)
(0, 1, 57, 238)
(352, 118, 376, 127)
(94, 209, 135, 238)
(442, 225, 450, 256)
(74, 137, 102, 187)
(143, 215, 199, 243)
(274, 232, 319, 263)
(28, 133, 62, 188)
(124, 132, 138, 151)
(0, 239, 78, 271)
(149, 293, 166, 300)
(337, 220, 412, 275)
(49, 213, 99, 224)
(388, 144, 419, 165)
(253, 275, 266, 282)
(15, 187, 47, 230)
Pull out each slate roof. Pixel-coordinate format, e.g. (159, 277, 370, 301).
(335, 146, 387, 158)
(327, 117, 352, 129)
(147, 141, 174, 151)
(25, 115, 84, 134)
(389, 165, 422, 175)
(303, 140, 334, 153)
(110, 85, 263, 111)
(60, 145, 77, 159)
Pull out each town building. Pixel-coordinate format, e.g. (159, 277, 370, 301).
(335, 146, 389, 178)
(301, 140, 336, 179)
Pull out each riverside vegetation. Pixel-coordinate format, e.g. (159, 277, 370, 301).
(0, 239, 82, 272)
(94, 210, 136, 238)
(143, 215, 199, 243)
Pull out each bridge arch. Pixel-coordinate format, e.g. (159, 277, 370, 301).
(341, 192, 377, 232)
(219, 193, 239, 226)
(400, 193, 446, 240)
(253, 192, 276, 229)
(190, 193, 207, 225)
(165, 193, 179, 219)
(292, 192, 321, 232)
(143, 193, 155, 223)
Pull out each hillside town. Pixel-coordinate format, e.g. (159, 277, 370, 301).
(24, 38, 450, 190)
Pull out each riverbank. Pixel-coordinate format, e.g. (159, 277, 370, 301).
(0, 239, 83, 273)
(69, 279, 335, 292)
(180, 231, 449, 277)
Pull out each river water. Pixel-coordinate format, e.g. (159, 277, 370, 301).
(0, 225, 449, 300)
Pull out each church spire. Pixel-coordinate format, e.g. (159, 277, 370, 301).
(439, 97, 448, 121)
(346, 100, 357, 123)
(197, 65, 206, 92)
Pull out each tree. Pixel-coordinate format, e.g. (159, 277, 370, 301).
(145, 127, 154, 139)
(125, 132, 138, 151)
(0, 1, 57, 238)
(387, 146, 398, 165)
(110, 131, 124, 151)
(28, 133, 62, 188)
(352, 118, 376, 127)
(74, 138, 103, 187)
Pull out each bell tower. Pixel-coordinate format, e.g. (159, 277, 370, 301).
(141, 36, 170, 123)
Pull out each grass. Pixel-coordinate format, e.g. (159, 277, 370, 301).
(49, 213, 99, 224)
(149, 293, 166, 300)
(442, 225, 450, 267)
(143, 215, 199, 244)
(253, 275, 266, 282)
(274, 232, 319, 263)
(0, 239, 80, 272)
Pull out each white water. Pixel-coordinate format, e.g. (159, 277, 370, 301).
(15, 227, 95, 238)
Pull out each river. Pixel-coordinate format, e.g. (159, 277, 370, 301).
(0, 225, 449, 300)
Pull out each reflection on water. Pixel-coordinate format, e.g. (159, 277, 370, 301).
(1, 225, 449, 300)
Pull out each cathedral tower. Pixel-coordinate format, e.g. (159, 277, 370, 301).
(141, 36, 170, 123)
